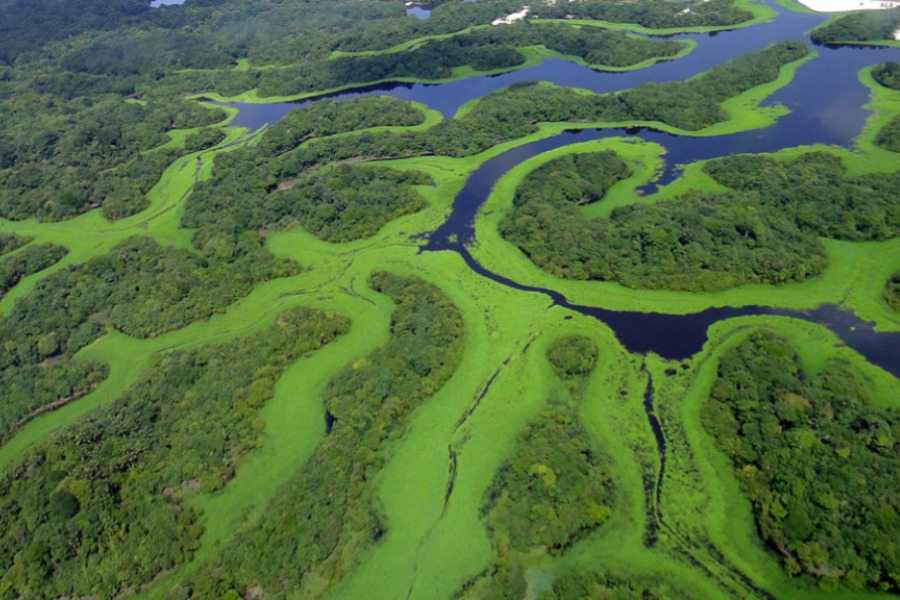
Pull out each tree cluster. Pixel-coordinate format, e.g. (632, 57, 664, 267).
(811, 8, 900, 44)
(873, 62, 900, 91)
(0, 97, 224, 221)
(536, 0, 753, 30)
(0, 243, 68, 298)
(873, 65, 900, 153)
(0, 306, 350, 599)
(255, 23, 684, 97)
(270, 40, 807, 175)
(704, 151, 900, 242)
(464, 336, 614, 598)
(876, 116, 900, 153)
(0, 236, 297, 445)
(702, 331, 899, 592)
(502, 148, 900, 292)
(538, 570, 685, 600)
(886, 272, 900, 311)
(547, 334, 600, 379)
(257, 96, 426, 156)
(0, 233, 32, 257)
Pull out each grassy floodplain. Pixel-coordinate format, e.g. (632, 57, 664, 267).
(0, 3, 898, 599)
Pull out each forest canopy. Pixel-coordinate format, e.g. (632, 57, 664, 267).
(811, 8, 900, 44)
(702, 331, 899, 592)
(0, 236, 297, 446)
(0, 306, 350, 598)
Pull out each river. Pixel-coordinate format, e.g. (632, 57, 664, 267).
(222, 0, 900, 373)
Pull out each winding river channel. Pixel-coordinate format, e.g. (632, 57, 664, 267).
(224, 0, 900, 375)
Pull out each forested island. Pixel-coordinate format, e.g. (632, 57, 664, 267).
(0, 0, 898, 599)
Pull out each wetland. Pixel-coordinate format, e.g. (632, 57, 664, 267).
(0, 0, 898, 598)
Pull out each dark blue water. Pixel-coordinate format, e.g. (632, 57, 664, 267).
(219, 1, 900, 370)
(222, 3, 830, 128)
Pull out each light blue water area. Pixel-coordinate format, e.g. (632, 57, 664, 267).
(406, 6, 432, 20)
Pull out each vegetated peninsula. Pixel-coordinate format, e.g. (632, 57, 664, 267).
(0, 0, 898, 599)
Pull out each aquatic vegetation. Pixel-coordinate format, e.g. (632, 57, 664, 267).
(180, 272, 465, 599)
(0, 1, 896, 599)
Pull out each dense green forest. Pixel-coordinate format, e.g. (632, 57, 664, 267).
(886, 273, 900, 311)
(315, 0, 748, 58)
(702, 331, 899, 592)
(0, 243, 67, 298)
(269, 41, 807, 170)
(178, 272, 464, 598)
(536, 570, 686, 600)
(0, 307, 350, 599)
(534, 0, 752, 29)
(0, 236, 296, 445)
(256, 97, 426, 156)
(810, 8, 900, 44)
(874, 62, 900, 91)
(0, 98, 224, 221)
(703, 152, 900, 242)
(501, 150, 899, 291)
(874, 63, 900, 152)
(546, 334, 601, 379)
(876, 116, 900, 152)
(254, 24, 685, 97)
(0, 233, 32, 257)
(187, 163, 432, 243)
(183, 41, 807, 250)
(0, 0, 898, 598)
(0, 0, 752, 100)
